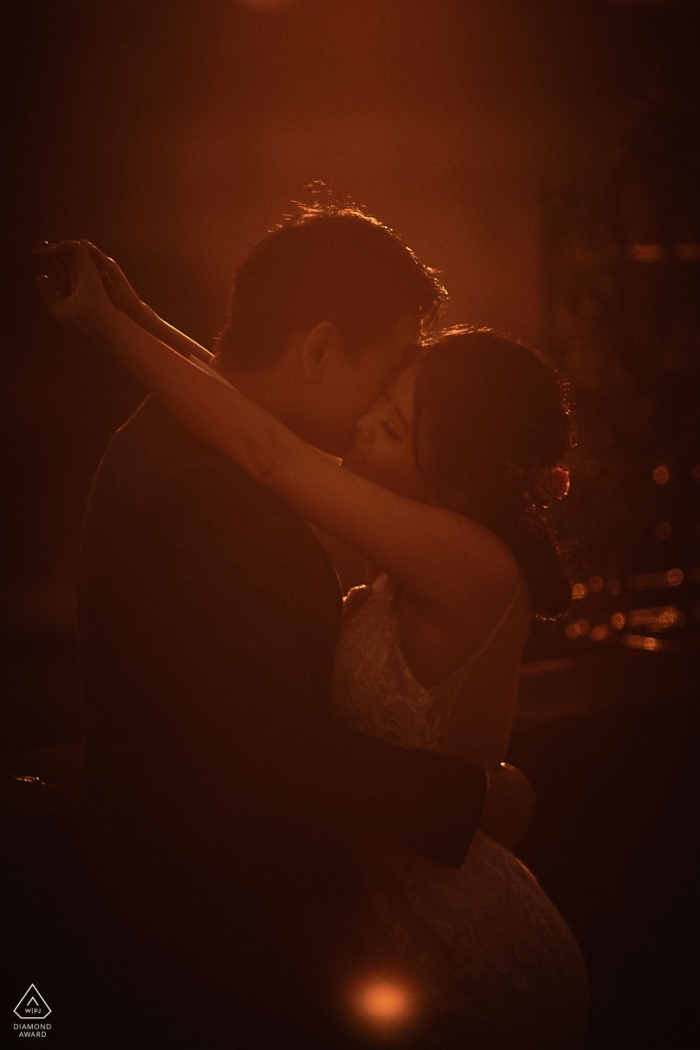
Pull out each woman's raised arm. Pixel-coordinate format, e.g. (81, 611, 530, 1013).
(37, 244, 518, 622)
(34, 239, 215, 365)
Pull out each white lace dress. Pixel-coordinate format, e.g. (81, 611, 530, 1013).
(332, 580, 589, 1048)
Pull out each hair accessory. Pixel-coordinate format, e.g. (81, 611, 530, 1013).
(532, 466, 570, 507)
(548, 466, 570, 500)
(506, 460, 570, 510)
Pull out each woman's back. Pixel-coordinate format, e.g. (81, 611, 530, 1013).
(332, 578, 588, 1048)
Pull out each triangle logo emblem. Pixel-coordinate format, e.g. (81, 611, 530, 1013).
(14, 984, 51, 1020)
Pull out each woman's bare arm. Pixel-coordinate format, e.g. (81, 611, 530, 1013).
(38, 245, 518, 622)
(34, 240, 214, 364)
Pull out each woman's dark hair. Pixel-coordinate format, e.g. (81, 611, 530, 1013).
(216, 200, 446, 371)
(413, 328, 572, 619)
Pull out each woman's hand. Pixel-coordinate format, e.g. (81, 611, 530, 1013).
(343, 585, 372, 620)
(35, 242, 116, 335)
(35, 240, 156, 327)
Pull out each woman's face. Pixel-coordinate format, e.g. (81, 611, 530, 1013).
(343, 362, 435, 502)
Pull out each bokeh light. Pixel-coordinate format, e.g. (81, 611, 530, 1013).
(628, 244, 666, 262)
(627, 606, 685, 631)
(359, 982, 412, 1022)
(628, 568, 683, 591)
(565, 619, 591, 640)
(346, 973, 421, 1034)
(623, 634, 664, 652)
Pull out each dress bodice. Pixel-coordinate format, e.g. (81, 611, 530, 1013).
(332, 583, 443, 752)
(332, 575, 524, 761)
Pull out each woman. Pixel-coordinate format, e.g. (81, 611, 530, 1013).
(37, 243, 588, 1047)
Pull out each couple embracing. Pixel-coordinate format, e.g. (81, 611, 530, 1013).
(38, 202, 587, 1048)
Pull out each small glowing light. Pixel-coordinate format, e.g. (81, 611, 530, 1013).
(654, 521, 673, 540)
(611, 613, 626, 630)
(674, 243, 700, 262)
(626, 605, 685, 631)
(590, 624, 610, 641)
(571, 583, 587, 600)
(348, 976, 419, 1031)
(652, 466, 670, 485)
(628, 568, 683, 591)
(588, 576, 604, 593)
(628, 244, 666, 262)
(607, 578, 622, 595)
(565, 618, 590, 639)
(12, 774, 46, 786)
(658, 609, 685, 628)
(360, 983, 411, 1021)
(623, 634, 663, 651)
(691, 464, 700, 483)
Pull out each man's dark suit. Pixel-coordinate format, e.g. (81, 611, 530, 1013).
(77, 397, 488, 1045)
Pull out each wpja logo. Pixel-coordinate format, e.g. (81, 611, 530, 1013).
(13, 985, 52, 1038)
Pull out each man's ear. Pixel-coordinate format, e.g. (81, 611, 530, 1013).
(299, 321, 345, 382)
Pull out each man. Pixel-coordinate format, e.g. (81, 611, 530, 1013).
(41, 205, 533, 1047)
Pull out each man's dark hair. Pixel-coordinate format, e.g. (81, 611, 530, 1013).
(216, 201, 446, 370)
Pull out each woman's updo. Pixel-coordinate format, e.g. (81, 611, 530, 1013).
(413, 328, 572, 619)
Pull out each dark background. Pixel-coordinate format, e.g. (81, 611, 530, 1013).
(2, 0, 699, 654)
(2, 1, 700, 1047)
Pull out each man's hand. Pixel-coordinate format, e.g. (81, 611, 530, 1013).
(479, 762, 536, 851)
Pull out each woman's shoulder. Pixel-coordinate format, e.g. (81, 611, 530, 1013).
(416, 509, 522, 613)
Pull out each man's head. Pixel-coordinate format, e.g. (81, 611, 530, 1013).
(215, 201, 446, 455)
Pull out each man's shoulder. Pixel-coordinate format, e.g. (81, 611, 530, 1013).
(86, 398, 326, 557)
(79, 399, 342, 631)
(96, 397, 276, 509)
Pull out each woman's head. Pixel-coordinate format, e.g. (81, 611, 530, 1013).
(346, 328, 572, 618)
(412, 328, 569, 516)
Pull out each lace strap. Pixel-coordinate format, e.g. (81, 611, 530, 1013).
(427, 578, 524, 739)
